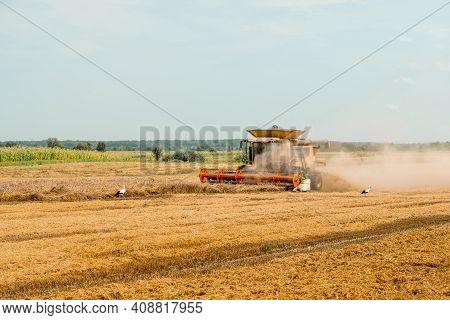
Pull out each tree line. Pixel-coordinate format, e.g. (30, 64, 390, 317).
(1, 139, 450, 152)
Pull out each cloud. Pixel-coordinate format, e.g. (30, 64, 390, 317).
(426, 25, 449, 40)
(29, 0, 153, 36)
(386, 104, 400, 111)
(435, 62, 450, 72)
(405, 62, 420, 70)
(398, 36, 413, 43)
(393, 77, 415, 85)
(252, 0, 365, 8)
(243, 21, 309, 38)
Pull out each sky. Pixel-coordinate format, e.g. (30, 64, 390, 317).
(0, 0, 449, 142)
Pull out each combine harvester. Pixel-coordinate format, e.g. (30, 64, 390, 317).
(199, 125, 329, 191)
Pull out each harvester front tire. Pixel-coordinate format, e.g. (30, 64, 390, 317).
(310, 172, 323, 191)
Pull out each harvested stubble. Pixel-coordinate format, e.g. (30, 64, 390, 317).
(0, 161, 356, 203)
(0, 177, 283, 203)
(0, 158, 449, 300)
(0, 186, 448, 299)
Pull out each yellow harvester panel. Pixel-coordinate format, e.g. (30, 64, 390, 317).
(247, 129, 304, 139)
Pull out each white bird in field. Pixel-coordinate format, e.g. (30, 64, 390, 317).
(361, 186, 371, 196)
(115, 185, 126, 197)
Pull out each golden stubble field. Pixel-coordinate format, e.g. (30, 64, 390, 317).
(0, 154, 449, 300)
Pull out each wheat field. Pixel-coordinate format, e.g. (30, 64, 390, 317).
(0, 159, 449, 299)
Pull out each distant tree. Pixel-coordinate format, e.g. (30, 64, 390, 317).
(4, 141, 18, 147)
(96, 142, 106, 152)
(73, 143, 92, 151)
(47, 138, 61, 148)
(227, 145, 232, 152)
(234, 151, 247, 163)
(186, 150, 205, 162)
(151, 146, 162, 161)
(196, 143, 211, 151)
(162, 150, 205, 162)
(341, 142, 359, 152)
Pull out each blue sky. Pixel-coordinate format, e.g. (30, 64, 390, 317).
(0, 0, 449, 142)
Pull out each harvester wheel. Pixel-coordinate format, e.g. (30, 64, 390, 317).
(310, 172, 323, 191)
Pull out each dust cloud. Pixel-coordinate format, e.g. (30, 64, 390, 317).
(320, 150, 450, 191)
(251, 141, 301, 173)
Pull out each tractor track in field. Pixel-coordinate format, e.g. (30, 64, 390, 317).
(0, 228, 115, 243)
(178, 215, 450, 275)
(1, 214, 449, 299)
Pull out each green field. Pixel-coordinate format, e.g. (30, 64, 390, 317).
(0, 147, 135, 166)
(0, 147, 240, 167)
